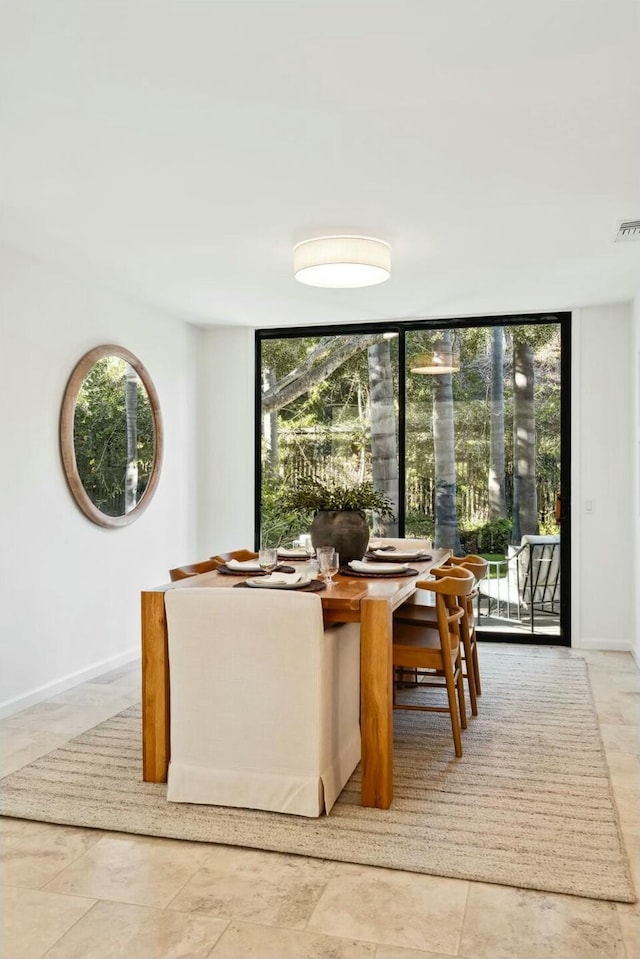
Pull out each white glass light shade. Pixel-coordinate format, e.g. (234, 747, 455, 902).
(410, 350, 460, 374)
(293, 236, 391, 288)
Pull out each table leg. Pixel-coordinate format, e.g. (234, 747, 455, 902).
(141, 590, 170, 782)
(359, 596, 394, 808)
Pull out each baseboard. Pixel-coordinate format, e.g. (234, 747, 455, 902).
(632, 646, 640, 670)
(573, 637, 633, 652)
(0, 647, 140, 720)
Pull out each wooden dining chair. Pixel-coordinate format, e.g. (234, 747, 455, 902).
(170, 549, 260, 582)
(393, 569, 474, 758)
(444, 554, 488, 697)
(164, 587, 361, 816)
(169, 558, 222, 581)
(395, 556, 487, 711)
(210, 548, 258, 564)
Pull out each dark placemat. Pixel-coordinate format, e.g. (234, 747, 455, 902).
(364, 552, 432, 563)
(234, 578, 326, 591)
(339, 566, 419, 578)
(217, 563, 295, 576)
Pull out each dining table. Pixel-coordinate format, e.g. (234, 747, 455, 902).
(140, 547, 451, 809)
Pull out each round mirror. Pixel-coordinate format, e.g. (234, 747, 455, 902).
(60, 345, 163, 527)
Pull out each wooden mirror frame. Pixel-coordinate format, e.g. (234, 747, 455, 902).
(60, 344, 164, 528)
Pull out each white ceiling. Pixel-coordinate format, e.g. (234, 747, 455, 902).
(1, 0, 639, 329)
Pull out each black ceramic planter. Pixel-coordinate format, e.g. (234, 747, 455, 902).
(310, 510, 369, 566)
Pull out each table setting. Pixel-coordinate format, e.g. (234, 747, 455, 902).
(364, 547, 432, 563)
(236, 571, 326, 591)
(342, 559, 419, 578)
(216, 556, 296, 575)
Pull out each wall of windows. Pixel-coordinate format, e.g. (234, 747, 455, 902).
(255, 313, 570, 642)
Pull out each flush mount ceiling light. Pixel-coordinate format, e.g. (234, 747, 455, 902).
(410, 348, 460, 375)
(293, 235, 391, 288)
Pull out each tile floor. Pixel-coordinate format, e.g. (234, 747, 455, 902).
(1, 647, 639, 959)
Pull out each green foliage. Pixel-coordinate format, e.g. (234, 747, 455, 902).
(260, 477, 308, 547)
(539, 516, 560, 536)
(460, 518, 513, 554)
(73, 357, 154, 516)
(279, 476, 394, 517)
(404, 511, 434, 539)
(260, 474, 395, 548)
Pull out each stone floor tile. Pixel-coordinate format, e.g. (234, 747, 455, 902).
(619, 831, 640, 890)
(600, 724, 640, 757)
(0, 725, 71, 776)
(581, 652, 639, 673)
(43, 832, 210, 908)
(459, 882, 626, 959)
(616, 900, 640, 959)
(42, 899, 228, 959)
(0, 883, 95, 959)
(0, 701, 133, 738)
(90, 662, 141, 686)
(1, 819, 104, 888)
(374, 946, 457, 959)
(208, 920, 376, 958)
(606, 753, 640, 776)
(46, 682, 139, 708)
(589, 673, 640, 695)
(169, 845, 334, 930)
(306, 862, 468, 956)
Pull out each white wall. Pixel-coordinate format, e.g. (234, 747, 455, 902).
(195, 326, 255, 558)
(572, 302, 635, 650)
(0, 246, 199, 715)
(633, 291, 640, 667)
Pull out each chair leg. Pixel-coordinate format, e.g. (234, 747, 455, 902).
(461, 632, 478, 716)
(442, 654, 464, 757)
(471, 636, 482, 696)
(455, 653, 467, 731)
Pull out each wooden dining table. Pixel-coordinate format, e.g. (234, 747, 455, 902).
(140, 548, 451, 809)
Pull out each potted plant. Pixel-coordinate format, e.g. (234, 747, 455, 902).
(279, 477, 394, 565)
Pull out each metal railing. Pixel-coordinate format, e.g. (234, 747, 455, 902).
(478, 536, 561, 632)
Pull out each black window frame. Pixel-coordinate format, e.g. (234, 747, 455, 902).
(255, 311, 571, 645)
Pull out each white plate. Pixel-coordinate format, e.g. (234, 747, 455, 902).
(372, 549, 427, 561)
(349, 561, 409, 574)
(225, 560, 264, 571)
(245, 577, 312, 590)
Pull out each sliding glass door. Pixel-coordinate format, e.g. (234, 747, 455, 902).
(405, 321, 565, 640)
(256, 314, 569, 644)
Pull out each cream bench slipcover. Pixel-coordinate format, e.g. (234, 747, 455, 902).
(164, 587, 361, 817)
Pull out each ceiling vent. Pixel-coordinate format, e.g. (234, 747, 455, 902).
(614, 219, 640, 242)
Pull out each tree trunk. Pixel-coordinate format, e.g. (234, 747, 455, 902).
(367, 341, 398, 535)
(432, 332, 461, 552)
(124, 364, 138, 512)
(262, 332, 386, 414)
(488, 326, 506, 519)
(264, 368, 279, 475)
(512, 338, 538, 537)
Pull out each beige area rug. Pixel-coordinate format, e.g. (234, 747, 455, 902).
(0, 647, 635, 903)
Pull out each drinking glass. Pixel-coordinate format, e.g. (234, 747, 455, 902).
(316, 545, 334, 561)
(258, 547, 278, 575)
(319, 549, 339, 587)
(301, 534, 315, 558)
